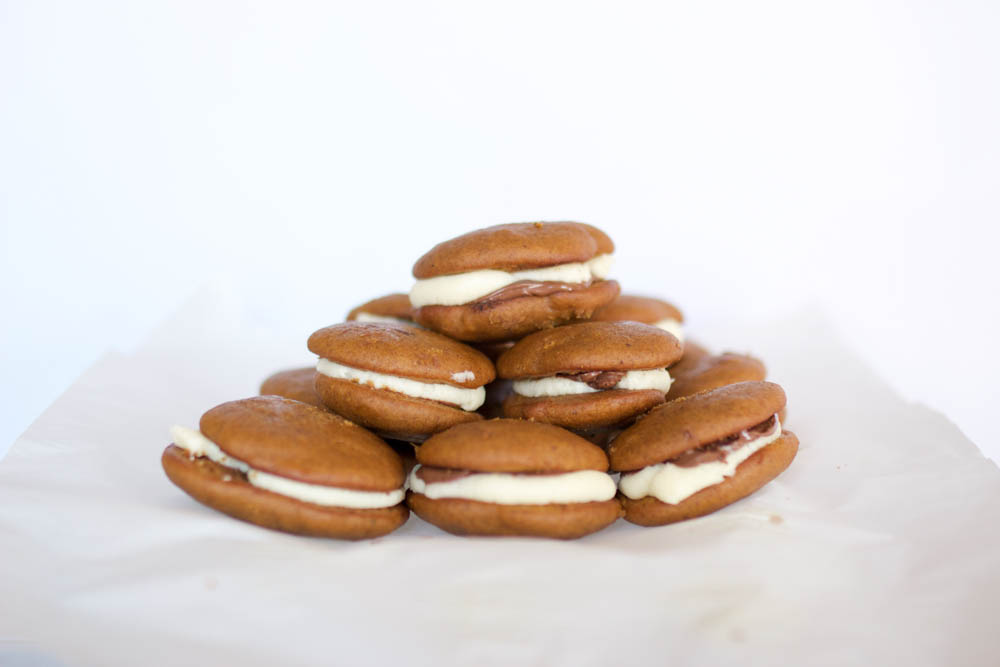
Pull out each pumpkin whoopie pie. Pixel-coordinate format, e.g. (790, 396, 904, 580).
(608, 381, 798, 526)
(590, 293, 686, 343)
(260, 366, 325, 408)
(497, 321, 683, 430)
(666, 352, 767, 401)
(406, 419, 622, 538)
(346, 293, 416, 326)
(409, 222, 621, 342)
(307, 322, 495, 441)
(161, 396, 409, 539)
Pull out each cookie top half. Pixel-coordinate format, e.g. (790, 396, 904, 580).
(497, 321, 682, 378)
(199, 396, 404, 491)
(308, 322, 495, 388)
(412, 222, 613, 278)
(607, 381, 787, 471)
(417, 419, 609, 473)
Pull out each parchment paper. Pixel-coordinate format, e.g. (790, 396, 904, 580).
(2, 288, 998, 666)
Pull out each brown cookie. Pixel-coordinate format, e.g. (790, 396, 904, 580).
(413, 221, 611, 276)
(161, 396, 409, 539)
(672, 339, 711, 368)
(619, 432, 798, 525)
(259, 367, 324, 408)
(406, 419, 622, 538)
(307, 322, 495, 440)
(590, 294, 683, 326)
(410, 222, 620, 342)
(666, 352, 767, 401)
(607, 381, 796, 526)
(346, 293, 415, 324)
(496, 322, 682, 430)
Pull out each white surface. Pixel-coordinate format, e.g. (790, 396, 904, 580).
(0, 292, 998, 666)
(1, 1, 999, 461)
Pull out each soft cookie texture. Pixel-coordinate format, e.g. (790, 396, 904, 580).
(260, 367, 324, 408)
(497, 321, 683, 430)
(406, 419, 623, 539)
(666, 352, 767, 401)
(308, 322, 495, 440)
(161, 396, 409, 539)
(608, 381, 797, 526)
(410, 222, 620, 342)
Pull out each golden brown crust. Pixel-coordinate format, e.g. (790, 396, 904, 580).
(200, 397, 404, 491)
(417, 419, 609, 473)
(162, 446, 409, 540)
(670, 340, 711, 371)
(621, 432, 799, 526)
(497, 320, 682, 377)
(571, 222, 615, 255)
(666, 352, 767, 401)
(307, 322, 495, 388)
(414, 280, 620, 343)
(314, 375, 483, 440)
(406, 492, 622, 539)
(346, 293, 414, 322)
(607, 381, 787, 471)
(590, 294, 683, 325)
(259, 367, 324, 408)
(502, 389, 666, 430)
(412, 222, 609, 278)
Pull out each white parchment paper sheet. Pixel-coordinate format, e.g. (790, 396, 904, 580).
(1, 290, 998, 666)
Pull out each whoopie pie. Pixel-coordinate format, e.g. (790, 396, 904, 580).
(346, 293, 416, 326)
(497, 321, 683, 430)
(409, 222, 620, 342)
(161, 396, 409, 539)
(307, 322, 495, 441)
(260, 367, 324, 408)
(590, 293, 686, 343)
(406, 419, 622, 539)
(666, 352, 767, 401)
(608, 381, 798, 526)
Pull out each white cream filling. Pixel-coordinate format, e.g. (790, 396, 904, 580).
(512, 368, 672, 398)
(653, 317, 685, 343)
(316, 358, 485, 411)
(409, 253, 614, 307)
(352, 312, 415, 326)
(169, 425, 405, 509)
(618, 417, 783, 505)
(407, 464, 617, 505)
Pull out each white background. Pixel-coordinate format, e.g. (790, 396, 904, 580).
(1, 1, 998, 458)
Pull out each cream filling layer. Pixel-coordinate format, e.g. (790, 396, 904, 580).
(653, 317, 685, 343)
(352, 312, 417, 326)
(618, 417, 783, 505)
(407, 464, 617, 505)
(512, 368, 672, 398)
(316, 358, 485, 411)
(169, 426, 405, 508)
(409, 253, 613, 307)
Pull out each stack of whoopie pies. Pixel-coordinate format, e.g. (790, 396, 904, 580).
(162, 221, 798, 540)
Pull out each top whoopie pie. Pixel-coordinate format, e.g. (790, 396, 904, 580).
(346, 293, 416, 326)
(497, 321, 683, 430)
(161, 396, 409, 539)
(307, 322, 495, 441)
(608, 381, 798, 527)
(405, 419, 622, 539)
(409, 222, 621, 342)
(590, 293, 686, 343)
